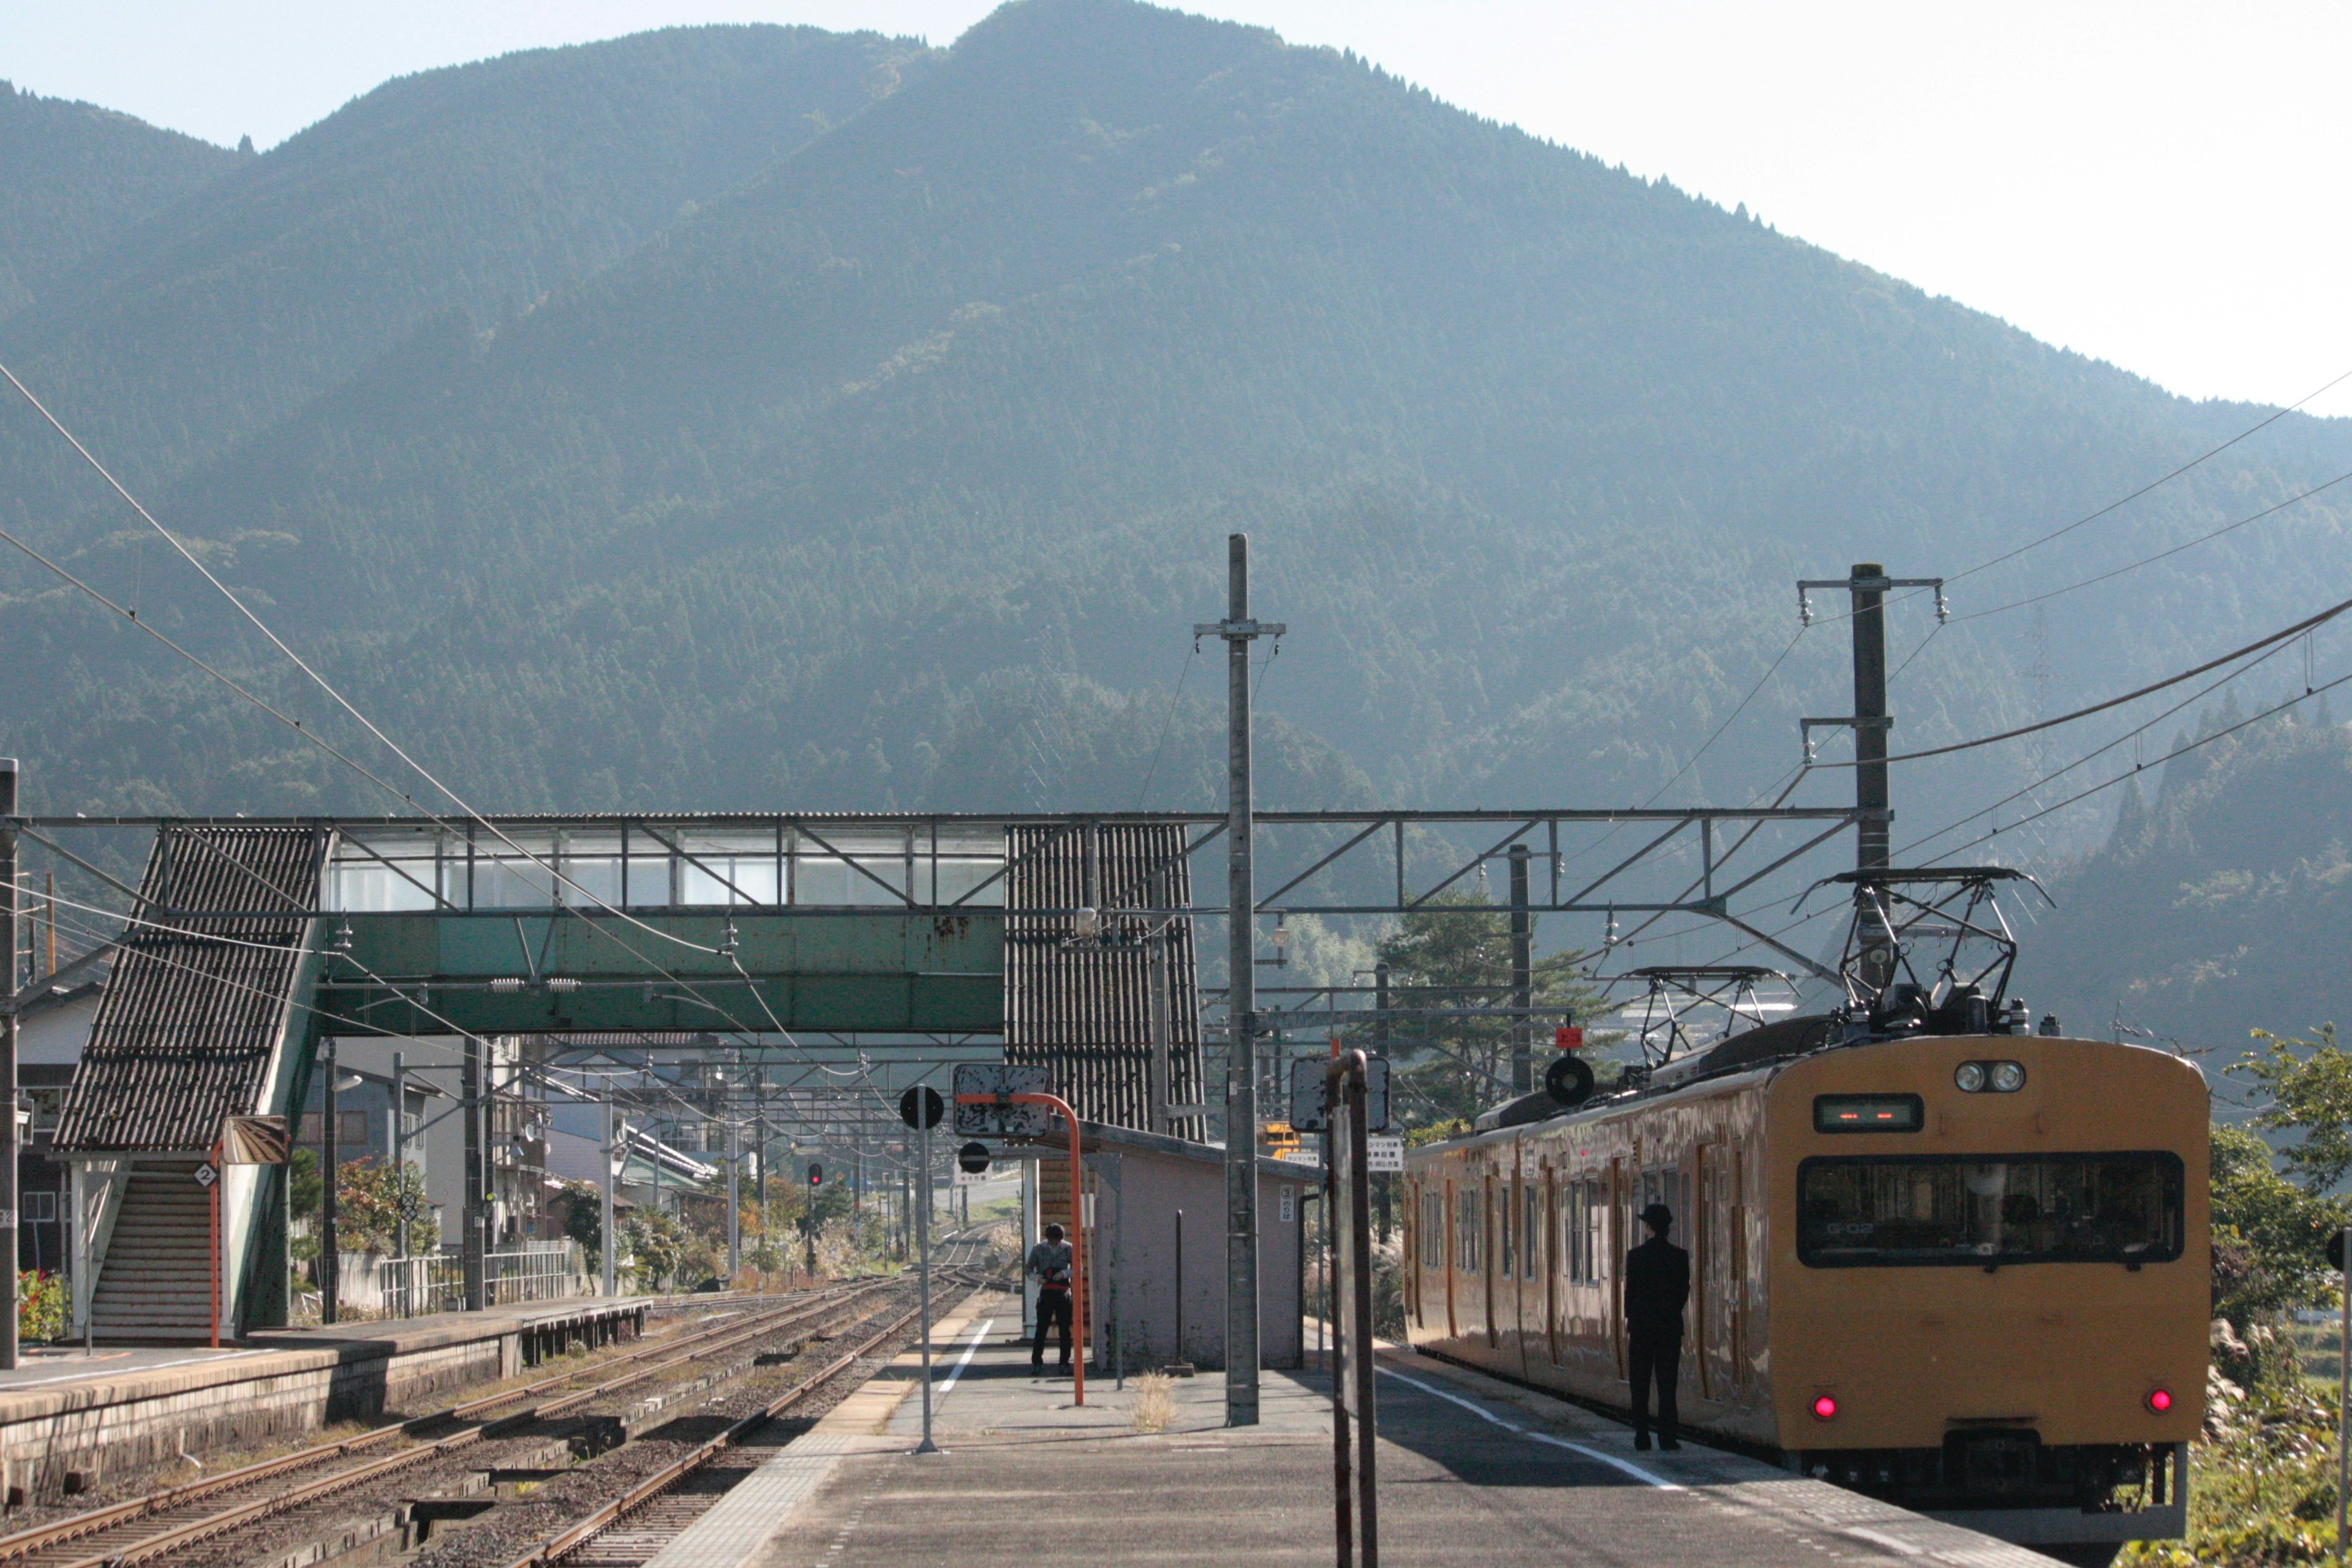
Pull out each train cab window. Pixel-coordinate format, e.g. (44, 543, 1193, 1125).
(1457, 1188, 1480, 1273)
(1525, 1185, 1541, 1280)
(1798, 1152, 2185, 1268)
(1422, 1191, 1444, 1270)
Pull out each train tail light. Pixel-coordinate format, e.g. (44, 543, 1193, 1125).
(1812, 1394, 1838, 1420)
(2146, 1388, 2173, 1414)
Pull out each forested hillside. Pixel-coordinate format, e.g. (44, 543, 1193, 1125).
(0, 83, 237, 323)
(2, 0, 2348, 979)
(2016, 699, 2352, 1064)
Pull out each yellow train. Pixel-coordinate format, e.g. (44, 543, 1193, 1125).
(1403, 1014, 2207, 1564)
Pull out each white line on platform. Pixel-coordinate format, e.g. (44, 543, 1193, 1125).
(934, 1318, 995, 1397)
(1377, 1366, 1683, 1491)
(0, 1349, 259, 1387)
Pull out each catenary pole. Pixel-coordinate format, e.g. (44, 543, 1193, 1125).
(726, 1112, 741, 1280)
(0, 758, 19, 1370)
(1196, 533, 1282, 1427)
(461, 1034, 483, 1310)
(600, 1098, 617, 1298)
(322, 1038, 340, 1324)
(1508, 843, 1532, 1093)
(1849, 563, 1894, 992)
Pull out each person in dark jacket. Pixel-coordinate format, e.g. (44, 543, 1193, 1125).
(1027, 1223, 1075, 1371)
(1623, 1201, 1691, 1450)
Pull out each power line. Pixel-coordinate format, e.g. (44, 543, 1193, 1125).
(1808, 590, 2352, 768)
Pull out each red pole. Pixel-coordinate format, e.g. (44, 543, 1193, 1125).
(957, 1091, 1087, 1406)
(208, 1139, 221, 1349)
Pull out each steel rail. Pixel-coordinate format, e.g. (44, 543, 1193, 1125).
(499, 1293, 938, 1568)
(0, 1283, 876, 1567)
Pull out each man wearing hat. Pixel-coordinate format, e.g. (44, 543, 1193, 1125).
(1624, 1202, 1691, 1450)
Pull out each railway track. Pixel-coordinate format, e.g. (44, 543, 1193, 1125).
(497, 1231, 1006, 1568)
(0, 1279, 886, 1568)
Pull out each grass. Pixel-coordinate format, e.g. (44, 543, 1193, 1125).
(2120, 1370, 2345, 1566)
(1131, 1371, 1174, 1434)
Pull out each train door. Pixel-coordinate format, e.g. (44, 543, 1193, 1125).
(1694, 1144, 1721, 1400)
(1483, 1170, 1499, 1349)
(1542, 1163, 1561, 1366)
(1430, 1175, 1449, 1335)
(1609, 1156, 1627, 1379)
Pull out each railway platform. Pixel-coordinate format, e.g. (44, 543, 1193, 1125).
(647, 1288, 2070, 1568)
(0, 1293, 655, 1501)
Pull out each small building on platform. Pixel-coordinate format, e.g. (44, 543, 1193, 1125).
(1015, 1118, 1314, 1374)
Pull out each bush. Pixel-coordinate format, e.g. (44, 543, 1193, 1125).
(19, 1271, 64, 1342)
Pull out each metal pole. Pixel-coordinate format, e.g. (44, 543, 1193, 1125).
(462, 1035, 483, 1310)
(322, 1039, 340, 1325)
(391, 1051, 408, 1270)
(726, 1115, 741, 1280)
(2337, 1224, 2350, 1566)
(1218, 533, 1265, 1426)
(1346, 1056, 1379, 1567)
(916, 1100, 938, 1454)
(600, 1099, 617, 1298)
(0, 758, 18, 1370)
(1849, 563, 1895, 992)
(1174, 1208, 1184, 1366)
(1508, 843, 1532, 1094)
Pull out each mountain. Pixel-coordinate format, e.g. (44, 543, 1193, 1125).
(4, 0, 2350, 910)
(2016, 700, 2352, 1063)
(0, 25, 931, 527)
(0, 82, 238, 323)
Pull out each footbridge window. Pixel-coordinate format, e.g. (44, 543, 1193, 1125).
(327, 824, 1009, 913)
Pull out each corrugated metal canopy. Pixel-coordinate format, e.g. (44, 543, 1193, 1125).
(1003, 823, 1203, 1134)
(55, 826, 325, 1153)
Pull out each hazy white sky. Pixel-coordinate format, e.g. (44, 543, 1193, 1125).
(7, 1, 2350, 417)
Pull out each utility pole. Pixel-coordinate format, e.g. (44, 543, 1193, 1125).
(462, 1035, 483, 1311)
(322, 1039, 341, 1324)
(726, 1113, 741, 1280)
(1800, 563, 1943, 995)
(600, 1099, 617, 1298)
(1197, 532, 1283, 1428)
(0, 758, 20, 1370)
(391, 1050, 409, 1265)
(1508, 843, 1533, 1093)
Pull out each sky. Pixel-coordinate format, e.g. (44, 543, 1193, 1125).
(7, 0, 2351, 417)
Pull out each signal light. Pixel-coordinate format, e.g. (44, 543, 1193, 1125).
(2146, 1388, 2173, 1413)
(1812, 1395, 1838, 1420)
(808, 1163, 823, 1187)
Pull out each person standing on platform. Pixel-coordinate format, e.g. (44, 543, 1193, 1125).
(1027, 1222, 1075, 1373)
(1624, 1202, 1690, 1450)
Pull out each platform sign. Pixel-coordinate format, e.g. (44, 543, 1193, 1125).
(952, 1063, 1054, 1137)
(1366, 1136, 1404, 1172)
(192, 1163, 217, 1188)
(1287, 1055, 1390, 1133)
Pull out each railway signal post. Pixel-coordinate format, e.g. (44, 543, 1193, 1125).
(900, 1084, 946, 1452)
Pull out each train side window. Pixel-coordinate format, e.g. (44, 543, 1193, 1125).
(1457, 1188, 1480, 1273)
(1422, 1191, 1444, 1270)
(1500, 1182, 1516, 1276)
(1588, 1182, 1609, 1280)
(1525, 1184, 1540, 1280)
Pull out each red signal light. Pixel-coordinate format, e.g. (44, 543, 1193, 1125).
(2146, 1388, 2173, 1413)
(1812, 1395, 1838, 1420)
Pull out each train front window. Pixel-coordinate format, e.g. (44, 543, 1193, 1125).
(1797, 1152, 2184, 1268)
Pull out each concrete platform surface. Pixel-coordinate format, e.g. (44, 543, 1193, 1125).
(646, 1290, 2070, 1568)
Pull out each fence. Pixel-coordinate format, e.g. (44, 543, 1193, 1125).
(302, 1242, 590, 1319)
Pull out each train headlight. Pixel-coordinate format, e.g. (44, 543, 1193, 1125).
(1812, 1395, 1838, 1420)
(1953, 1062, 1986, 1093)
(1990, 1060, 2027, 1093)
(2146, 1388, 2173, 1414)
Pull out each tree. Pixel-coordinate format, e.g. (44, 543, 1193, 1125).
(1373, 889, 1604, 1132)
(552, 1180, 605, 1272)
(333, 1159, 439, 1254)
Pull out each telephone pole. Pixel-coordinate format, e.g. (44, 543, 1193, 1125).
(1800, 564, 1943, 994)
(1196, 532, 1283, 1428)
